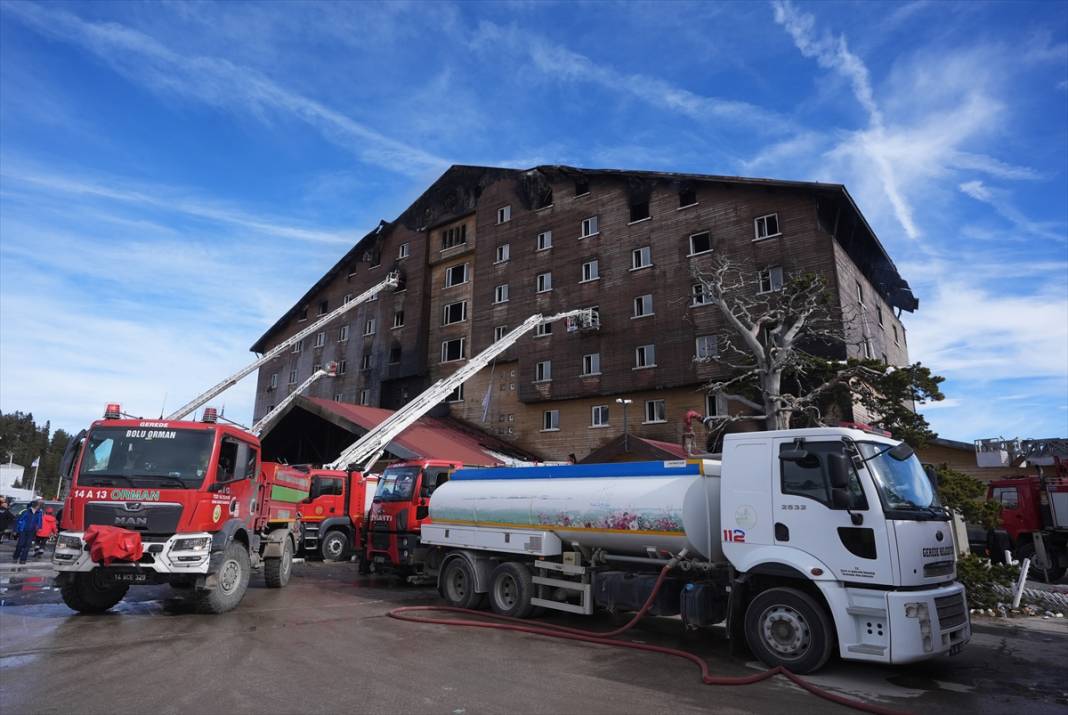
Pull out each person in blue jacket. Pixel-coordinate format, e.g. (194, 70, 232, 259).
(13, 500, 43, 564)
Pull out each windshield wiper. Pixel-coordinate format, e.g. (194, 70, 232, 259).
(82, 475, 135, 486)
(134, 475, 189, 488)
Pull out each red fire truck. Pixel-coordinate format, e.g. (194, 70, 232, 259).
(53, 404, 308, 613)
(363, 459, 461, 574)
(297, 468, 378, 561)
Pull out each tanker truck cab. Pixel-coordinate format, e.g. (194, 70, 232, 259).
(53, 404, 305, 614)
(365, 459, 459, 574)
(719, 427, 969, 669)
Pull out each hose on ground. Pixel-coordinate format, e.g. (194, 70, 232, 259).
(388, 562, 908, 715)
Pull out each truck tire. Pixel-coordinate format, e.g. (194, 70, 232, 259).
(441, 557, 484, 610)
(321, 530, 351, 562)
(1016, 541, 1066, 584)
(196, 542, 251, 614)
(489, 562, 535, 618)
(744, 587, 835, 674)
(60, 571, 129, 614)
(264, 537, 294, 588)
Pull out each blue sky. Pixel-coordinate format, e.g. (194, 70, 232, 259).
(1, 0, 1066, 444)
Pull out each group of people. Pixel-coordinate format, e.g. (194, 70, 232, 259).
(0, 498, 58, 564)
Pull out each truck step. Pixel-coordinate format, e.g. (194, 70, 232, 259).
(530, 597, 592, 615)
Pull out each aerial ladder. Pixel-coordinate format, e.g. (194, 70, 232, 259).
(250, 362, 337, 435)
(325, 307, 599, 473)
(166, 272, 399, 421)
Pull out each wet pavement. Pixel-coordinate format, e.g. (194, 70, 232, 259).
(1, 553, 1067, 715)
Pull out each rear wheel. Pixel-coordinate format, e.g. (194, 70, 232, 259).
(1016, 541, 1066, 584)
(196, 543, 250, 614)
(489, 562, 535, 618)
(441, 557, 484, 610)
(321, 531, 351, 562)
(60, 571, 129, 614)
(744, 587, 835, 674)
(264, 537, 294, 588)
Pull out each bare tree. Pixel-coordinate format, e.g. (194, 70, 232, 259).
(692, 257, 883, 433)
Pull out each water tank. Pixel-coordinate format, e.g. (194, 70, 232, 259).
(427, 461, 724, 562)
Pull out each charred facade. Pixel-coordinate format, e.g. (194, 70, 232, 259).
(250, 165, 915, 461)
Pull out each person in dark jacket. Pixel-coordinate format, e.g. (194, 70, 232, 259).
(0, 498, 14, 545)
(13, 500, 43, 564)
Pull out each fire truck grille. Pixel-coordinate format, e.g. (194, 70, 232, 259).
(935, 593, 967, 629)
(84, 503, 182, 535)
(371, 530, 391, 550)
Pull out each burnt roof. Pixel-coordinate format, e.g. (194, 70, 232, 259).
(251, 164, 916, 353)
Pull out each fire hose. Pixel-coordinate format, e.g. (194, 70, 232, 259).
(388, 561, 908, 715)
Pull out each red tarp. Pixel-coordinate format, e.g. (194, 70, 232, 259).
(84, 525, 144, 565)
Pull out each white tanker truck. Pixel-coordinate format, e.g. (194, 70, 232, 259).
(417, 426, 970, 673)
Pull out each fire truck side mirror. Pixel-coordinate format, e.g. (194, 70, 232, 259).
(59, 430, 87, 480)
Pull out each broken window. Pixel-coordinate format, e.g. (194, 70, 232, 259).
(441, 338, 466, 363)
(635, 344, 656, 368)
(582, 353, 601, 375)
(679, 188, 697, 208)
(442, 301, 467, 325)
(695, 335, 719, 360)
(754, 213, 780, 240)
(633, 294, 654, 317)
(442, 224, 467, 250)
(495, 243, 510, 263)
(537, 231, 552, 250)
(535, 360, 552, 382)
(388, 347, 401, 364)
(393, 310, 405, 328)
(444, 263, 468, 287)
(495, 284, 509, 303)
(445, 384, 464, 403)
(689, 231, 712, 256)
(759, 267, 784, 294)
(629, 200, 650, 222)
(574, 178, 590, 197)
(497, 205, 512, 224)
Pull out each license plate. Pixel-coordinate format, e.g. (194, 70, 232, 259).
(112, 573, 148, 583)
(374, 555, 385, 563)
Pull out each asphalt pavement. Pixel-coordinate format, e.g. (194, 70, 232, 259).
(1, 551, 1066, 715)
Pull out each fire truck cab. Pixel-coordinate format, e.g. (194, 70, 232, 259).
(365, 459, 461, 575)
(297, 468, 378, 561)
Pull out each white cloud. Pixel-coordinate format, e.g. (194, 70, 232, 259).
(3, 2, 450, 178)
(469, 20, 791, 134)
(958, 180, 1066, 243)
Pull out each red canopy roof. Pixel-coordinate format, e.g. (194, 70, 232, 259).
(304, 398, 524, 466)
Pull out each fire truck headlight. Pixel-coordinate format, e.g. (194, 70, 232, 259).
(171, 537, 212, 552)
(57, 535, 82, 551)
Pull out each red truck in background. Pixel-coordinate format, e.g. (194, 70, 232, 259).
(364, 459, 461, 577)
(984, 472, 1068, 583)
(53, 404, 308, 614)
(297, 468, 378, 561)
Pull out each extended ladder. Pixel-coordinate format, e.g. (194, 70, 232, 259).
(167, 272, 399, 420)
(251, 362, 337, 435)
(326, 308, 598, 472)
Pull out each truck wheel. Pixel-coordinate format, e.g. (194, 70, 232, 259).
(196, 542, 251, 614)
(744, 587, 834, 674)
(321, 531, 351, 562)
(264, 537, 294, 588)
(489, 562, 535, 618)
(60, 571, 129, 614)
(1016, 541, 1066, 583)
(441, 557, 484, 610)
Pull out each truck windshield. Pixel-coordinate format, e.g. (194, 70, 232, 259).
(374, 466, 420, 502)
(77, 427, 214, 489)
(858, 442, 943, 517)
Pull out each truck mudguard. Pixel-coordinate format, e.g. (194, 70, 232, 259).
(210, 518, 250, 553)
(261, 527, 294, 559)
(438, 549, 496, 595)
(317, 516, 354, 539)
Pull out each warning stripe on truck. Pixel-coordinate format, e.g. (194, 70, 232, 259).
(430, 518, 683, 537)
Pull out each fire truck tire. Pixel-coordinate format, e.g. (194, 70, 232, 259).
(60, 571, 129, 614)
(743, 587, 835, 674)
(1016, 541, 1066, 584)
(264, 537, 294, 588)
(441, 557, 485, 610)
(321, 531, 351, 562)
(197, 543, 251, 614)
(489, 562, 535, 619)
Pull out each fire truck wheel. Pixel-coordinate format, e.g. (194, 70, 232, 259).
(743, 587, 835, 674)
(197, 543, 251, 614)
(264, 537, 294, 588)
(1016, 541, 1066, 584)
(320, 531, 351, 562)
(60, 571, 129, 614)
(441, 557, 484, 610)
(489, 562, 535, 618)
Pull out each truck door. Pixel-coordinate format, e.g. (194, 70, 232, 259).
(416, 465, 455, 521)
(991, 485, 1030, 542)
(773, 439, 894, 585)
(306, 475, 344, 518)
